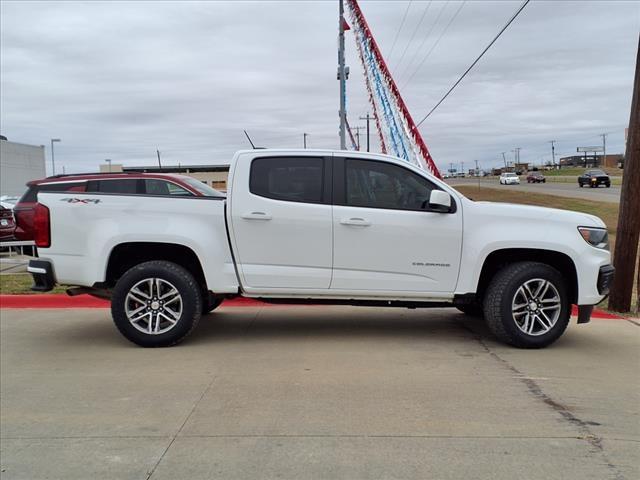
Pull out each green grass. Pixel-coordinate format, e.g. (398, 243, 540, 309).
(0, 274, 67, 295)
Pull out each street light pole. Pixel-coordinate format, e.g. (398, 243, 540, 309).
(50, 138, 61, 175)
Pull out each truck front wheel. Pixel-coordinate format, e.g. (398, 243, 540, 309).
(483, 262, 570, 348)
(111, 260, 202, 347)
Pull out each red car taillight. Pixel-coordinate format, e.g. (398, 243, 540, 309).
(33, 203, 51, 248)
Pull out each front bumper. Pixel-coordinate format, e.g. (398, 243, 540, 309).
(577, 265, 614, 324)
(27, 259, 56, 292)
(597, 264, 615, 295)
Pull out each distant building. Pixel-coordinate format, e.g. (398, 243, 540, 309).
(559, 154, 623, 169)
(118, 164, 230, 190)
(0, 137, 46, 197)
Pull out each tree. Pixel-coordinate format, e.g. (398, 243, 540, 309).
(609, 35, 640, 313)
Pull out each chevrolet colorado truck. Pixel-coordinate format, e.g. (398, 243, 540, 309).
(27, 150, 614, 348)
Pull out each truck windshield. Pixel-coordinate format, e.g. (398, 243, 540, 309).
(181, 177, 225, 197)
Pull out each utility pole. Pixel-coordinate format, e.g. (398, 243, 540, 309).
(338, 0, 347, 150)
(359, 113, 373, 152)
(610, 37, 640, 313)
(156, 149, 162, 169)
(450, 162, 454, 175)
(50, 138, 61, 175)
(501, 152, 507, 168)
(549, 140, 556, 169)
(352, 126, 365, 151)
(460, 161, 464, 176)
(514, 147, 521, 165)
(303, 133, 309, 149)
(600, 133, 608, 167)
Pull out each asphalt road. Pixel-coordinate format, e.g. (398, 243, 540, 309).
(447, 178, 621, 203)
(1, 306, 638, 480)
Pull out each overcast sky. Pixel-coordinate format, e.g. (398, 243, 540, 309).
(1, 0, 638, 174)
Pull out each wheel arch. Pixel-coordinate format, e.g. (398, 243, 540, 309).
(476, 248, 578, 304)
(104, 242, 207, 294)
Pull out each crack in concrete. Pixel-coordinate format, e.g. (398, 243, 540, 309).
(145, 374, 219, 480)
(460, 321, 627, 480)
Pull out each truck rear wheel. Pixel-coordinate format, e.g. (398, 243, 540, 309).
(483, 262, 570, 348)
(111, 260, 202, 347)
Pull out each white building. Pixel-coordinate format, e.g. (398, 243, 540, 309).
(0, 137, 46, 197)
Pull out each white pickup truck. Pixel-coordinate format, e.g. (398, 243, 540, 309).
(28, 149, 614, 349)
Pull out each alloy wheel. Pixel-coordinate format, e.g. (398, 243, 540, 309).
(511, 278, 561, 336)
(125, 278, 183, 334)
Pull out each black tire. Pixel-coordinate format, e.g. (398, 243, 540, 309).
(456, 303, 484, 318)
(578, 182, 583, 188)
(483, 262, 570, 348)
(111, 260, 202, 347)
(606, 183, 611, 188)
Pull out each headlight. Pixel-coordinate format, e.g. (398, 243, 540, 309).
(578, 227, 609, 250)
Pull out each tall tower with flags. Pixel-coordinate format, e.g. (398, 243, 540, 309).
(339, 0, 441, 178)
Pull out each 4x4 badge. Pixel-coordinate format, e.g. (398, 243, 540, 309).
(60, 198, 100, 204)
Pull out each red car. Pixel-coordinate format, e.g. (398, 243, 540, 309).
(13, 172, 223, 241)
(0, 205, 16, 241)
(526, 172, 546, 183)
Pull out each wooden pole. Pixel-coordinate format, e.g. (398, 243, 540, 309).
(609, 36, 640, 313)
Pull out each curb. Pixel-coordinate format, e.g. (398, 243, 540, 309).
(0, 295, 270, 309)
(0, 294, 626, 319)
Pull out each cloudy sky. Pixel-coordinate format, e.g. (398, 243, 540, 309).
(1, 0, 638, 174)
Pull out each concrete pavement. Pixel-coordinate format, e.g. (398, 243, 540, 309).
(447, 178, 621, 203)
(1, 306, 638, 479)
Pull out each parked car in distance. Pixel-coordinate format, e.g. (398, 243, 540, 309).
(578, 170, 611, 188)
(499, 172, 520, 185)
(0, 205, 16, 241)
(526, 172, 546, 183)
(13, 172, 223, 241)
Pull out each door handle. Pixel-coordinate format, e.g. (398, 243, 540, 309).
(241, 211, 272, 220)
(340, 217, 371, 227)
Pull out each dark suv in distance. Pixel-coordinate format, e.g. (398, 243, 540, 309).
(13, 173, 224, 241)
(578, 169, 611, 188)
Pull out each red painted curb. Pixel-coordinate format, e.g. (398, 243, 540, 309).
(570, 305, 622, 319)
(0, 294, 625, 319)
(0, 294, 270, 309)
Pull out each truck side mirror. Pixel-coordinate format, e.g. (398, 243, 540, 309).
(427, 190, 452, 213)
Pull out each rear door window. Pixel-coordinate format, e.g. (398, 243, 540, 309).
(250, 157, 325, 204)
(91, 179, 141, 194)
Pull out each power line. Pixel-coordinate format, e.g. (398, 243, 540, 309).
(396, 0, 451, 86)
(391, 1, 432, 74)
(416, 0, 531, 127)
(386, 0, 413, 64)
(400, 1, 467, 90)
